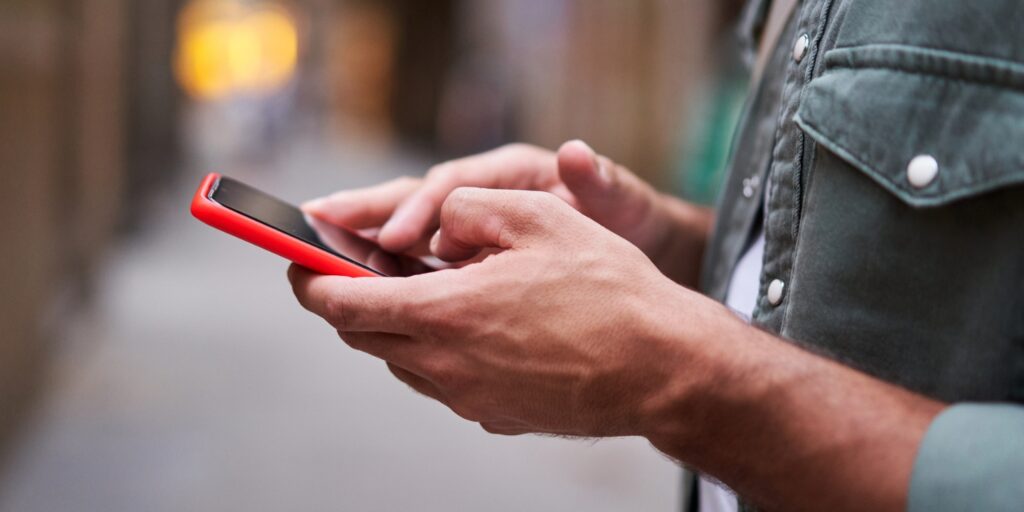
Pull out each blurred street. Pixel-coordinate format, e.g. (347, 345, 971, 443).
(0, 142, 678, 512)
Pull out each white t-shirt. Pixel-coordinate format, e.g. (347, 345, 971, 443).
(698, 230, 765, 512)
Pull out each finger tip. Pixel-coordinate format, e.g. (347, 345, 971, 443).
(377, 224, 412, 253)
(558, 140, 606, 186)
(302, 196, 356, 223)
(559, 138, 592, 155)
(300, 198, 325, 213)
(558, 138, 592, 160)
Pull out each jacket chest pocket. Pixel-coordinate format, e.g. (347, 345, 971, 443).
(783, 43, 1024, 402)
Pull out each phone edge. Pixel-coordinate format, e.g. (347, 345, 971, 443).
(190, 172, 381, 278)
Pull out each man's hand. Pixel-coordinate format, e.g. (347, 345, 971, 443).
(303, 142, 712, 286)
(290, 188, 702, 436)
(291, 185, 945, 512)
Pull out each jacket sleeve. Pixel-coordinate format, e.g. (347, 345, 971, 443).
(908, 403, 1024, 512)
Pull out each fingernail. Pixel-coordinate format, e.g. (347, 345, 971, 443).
(429, 230, 442, 255)
(596, 157, 611, 184)
(571, 139, 594, 156)
(571, 140, 608, 183)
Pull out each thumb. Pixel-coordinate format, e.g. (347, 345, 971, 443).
(430, 188, 558, 262)
(556, 140, 657, 232)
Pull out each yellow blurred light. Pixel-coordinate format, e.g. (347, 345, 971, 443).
(174, 0, 299, 101)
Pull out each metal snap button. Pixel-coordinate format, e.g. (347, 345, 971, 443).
(907, 155, 939, 189)
(768, 279, 786, 306)
(742, 175, 761, 199)
(793, 34, 810, 63)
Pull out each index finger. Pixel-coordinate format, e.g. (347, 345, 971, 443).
(302, 177, 421, 230)
(287, 265, 417, 334)
(377, 145, 555, 252)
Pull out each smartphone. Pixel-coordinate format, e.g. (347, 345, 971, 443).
(191, 173, 426, 277)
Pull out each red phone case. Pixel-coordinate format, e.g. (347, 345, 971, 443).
(190, 173, 379, 277)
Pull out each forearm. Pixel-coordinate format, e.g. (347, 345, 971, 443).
(646, 194, 714, 288)
(641, 308, 945, 511)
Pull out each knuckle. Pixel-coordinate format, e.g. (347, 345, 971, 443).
(516, 192, 555, 222)
(479, 422, 503, 435)
(449, 402, 484, 423)
(385, 363, 406, 382)
(338, 331, 365, 351)
(447, 186, 479, 204)
(441, 188, 477, 225)
(479, 422, 521, 436)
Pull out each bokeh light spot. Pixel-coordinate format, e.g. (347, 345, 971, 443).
(174, 0, 299, 101)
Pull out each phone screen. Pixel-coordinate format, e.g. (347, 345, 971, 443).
(209, 176, 421, 276)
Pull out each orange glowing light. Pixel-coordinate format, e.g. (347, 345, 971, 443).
(174, 0, 299, 101)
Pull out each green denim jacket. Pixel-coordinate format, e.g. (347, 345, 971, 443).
(701, 0, 1024, 510)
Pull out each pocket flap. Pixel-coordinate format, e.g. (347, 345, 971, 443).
(794, 50, 1024, 208)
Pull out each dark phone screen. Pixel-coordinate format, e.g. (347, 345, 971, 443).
(210, 176, 409, 276)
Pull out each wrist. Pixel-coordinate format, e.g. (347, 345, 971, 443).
(630, 287, 733, 439)
(634, 300, 943, 511)
(634, 299, 776, 463)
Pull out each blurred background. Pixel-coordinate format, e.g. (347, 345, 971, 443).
(0, 0, 749, 510)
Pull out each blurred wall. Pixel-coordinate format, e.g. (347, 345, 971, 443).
(522, 0, 719, 186)
(324, 0, 458, 149)
(0, 0, 133, 453)
(0, 0, 64, 454)
(124, 0, 183, 226)
(435, 0, 742, 187)
(323, 0, 742, 188)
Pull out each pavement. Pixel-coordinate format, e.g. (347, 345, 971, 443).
(0, 140, 678, 511)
